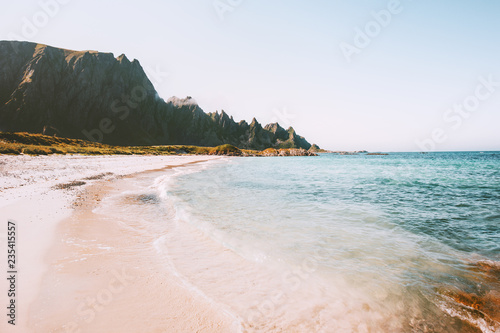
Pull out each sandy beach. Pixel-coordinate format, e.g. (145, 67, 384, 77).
(1, 153, 499, 333)
(0, 154, 236, 333)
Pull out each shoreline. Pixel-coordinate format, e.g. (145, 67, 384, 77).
(2, 153, 498, 332)
(0, 155, 232, 332)
(0, 132, 317, 157)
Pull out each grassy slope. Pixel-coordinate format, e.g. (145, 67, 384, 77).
(0, 132, 261, 156)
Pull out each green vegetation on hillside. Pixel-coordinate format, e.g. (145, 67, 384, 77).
(208, 144, 242, 156)
(0, 132, 281, 156)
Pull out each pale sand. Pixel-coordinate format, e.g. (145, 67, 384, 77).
(0, 155, 236, 333)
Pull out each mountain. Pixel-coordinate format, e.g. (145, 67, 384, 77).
(0, 41, 315, 150)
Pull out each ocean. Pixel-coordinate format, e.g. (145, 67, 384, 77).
(98, 152, 500, 332)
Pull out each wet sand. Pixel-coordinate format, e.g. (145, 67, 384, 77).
(0, 155, 233, 333)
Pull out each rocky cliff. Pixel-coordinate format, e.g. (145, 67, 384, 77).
(0, 41, 315, 150)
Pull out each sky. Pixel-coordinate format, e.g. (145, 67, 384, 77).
(1, 0, 499, 151)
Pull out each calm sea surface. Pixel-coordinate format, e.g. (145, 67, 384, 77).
(107, 152, 500, 332)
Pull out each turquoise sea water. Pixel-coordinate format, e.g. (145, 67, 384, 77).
(107, 152, 500, 332)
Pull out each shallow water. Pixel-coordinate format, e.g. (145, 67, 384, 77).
(100, 152, 500, 332)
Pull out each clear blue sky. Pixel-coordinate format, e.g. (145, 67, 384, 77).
(2, 0, 499, 151)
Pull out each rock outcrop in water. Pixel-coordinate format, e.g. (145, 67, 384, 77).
(0, 41, 315, 150)
(437, 260, 500, 332)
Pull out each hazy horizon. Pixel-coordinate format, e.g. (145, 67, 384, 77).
(1, 0, 499, 152)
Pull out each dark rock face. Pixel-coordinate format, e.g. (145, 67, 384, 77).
(0, 41, 314, 150)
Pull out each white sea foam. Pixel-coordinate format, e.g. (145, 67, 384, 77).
(90, 153, 500, 332)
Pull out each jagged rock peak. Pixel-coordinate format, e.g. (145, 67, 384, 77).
(0, 40, 315, 150)
(264, 122, 285, 133)
(167, 96, 198, 107)
(250, 117, 261, 128)
(3, 41, 139, 68)
(117, 53, 130, 63)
